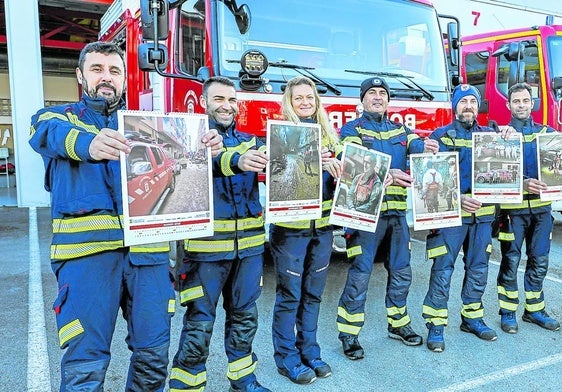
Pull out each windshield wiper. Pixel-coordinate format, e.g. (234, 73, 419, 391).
(269, 61, 342, 96)
(345, 69, 434, 101)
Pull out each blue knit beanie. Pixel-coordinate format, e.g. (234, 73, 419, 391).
(452, 84, 481, 111)
(360, 77, 390, 101)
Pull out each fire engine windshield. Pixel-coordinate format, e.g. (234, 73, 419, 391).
(178, 0, 449, 99)
(548, 36, 562, 78)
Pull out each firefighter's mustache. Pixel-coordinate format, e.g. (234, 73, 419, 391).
(96, 83, 116, 94)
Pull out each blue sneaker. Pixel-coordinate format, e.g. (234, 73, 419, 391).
(306, 358, 332, 378)
(277, 363, 317, 385)
(460, 317, 497, 341)
(426, 324, 445, 352)
(522, 310, 560, 331)
(500, 312, 518, 334)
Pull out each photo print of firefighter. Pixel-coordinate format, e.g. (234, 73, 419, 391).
(329, 143, 391, 233)
(537, 133, 562, 201)
(472, 132, 522, 204)
(266, 120, 322, 223)
(410, 152, 461, 231)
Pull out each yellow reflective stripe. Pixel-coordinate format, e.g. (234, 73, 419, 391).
(501, 199, 551, 210)
(385, 185, 408, 196)
(227, 354, 256, 381)
(51, 240, 123, 260)
(387, 306, 406, 316)
(522, 127, 548, 143)
(381, 200, 407, 211)
(342, 136, 362, 145)
(427, 245, 447, 259)
(498, 286, 518, 299)
(337, 322, 361, 335)
(59, 318, 84, 348)
(486, 243, 492, 253)
(388, 314, 410, 328)
(461, 308, 484, 319)
(315, 215, 331, 228)
(52, 214, 122, 234)
(499, 300, 518, 311)
(422, 305, 448, 318)
(525, 302, 545, 312)
(338, 306, 365, 323)
(36, 110, 99, 134)
(461, 205, 495, 218)
(461, 302, 484, 319)
(237, 216, 264, 230)
(498, 232, 515, 241)
(170, 388, 204, 392)
(185, 239, 234, 253)
(440, 137, 473, 148)
(276, 220, 311, 229)
(220, 150, 236, 176)
(65, 129, 80, 160)
(180, 286, 204, 303)
(214, 217, 264, 232)
(170, 367, 207, 387)
(37, 110, 69, 123)
(525, 290, 542, 300)
(239, 233, 265, 250)
(130, 242, 170, 253)
(168, 299, 176, 313)
(406, 133, 420, 148)
(346, 245, 362, 258)
(356, 126, 406, 140)
(258, 144, 267, 154)
(215, 220, 236, 232)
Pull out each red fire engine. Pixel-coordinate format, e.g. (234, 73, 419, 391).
(99, 0, 459, 137)
(461, 24, 562, 131)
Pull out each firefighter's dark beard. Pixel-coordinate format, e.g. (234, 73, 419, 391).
(456, 110, 476, 129)
(83, 79, 120, 110)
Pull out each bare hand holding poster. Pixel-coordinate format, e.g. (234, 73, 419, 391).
(118, 111, 213, 246)
(329, 143, 391, 233)
(266, 120, 322, 223)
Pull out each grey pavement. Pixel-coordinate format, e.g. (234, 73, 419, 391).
(2, 207, 562, 391)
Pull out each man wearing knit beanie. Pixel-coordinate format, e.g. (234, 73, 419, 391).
(422, 83, 498, 353)
(336, 76, 439, 360)
(451, 84, 481, 112)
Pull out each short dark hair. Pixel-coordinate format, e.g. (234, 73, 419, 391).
(202, 76, 235, 98)
(78, 42, 125, 73)
(508, 82, 533, 101)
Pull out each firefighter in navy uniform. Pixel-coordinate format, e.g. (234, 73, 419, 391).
(336, 77, 439, 360)
(28, 42, 220, 391)
(496, 82, 560, 333)
(269, 76, 343, 385)
(422, 84, 498, 352)
(170, 77, 271, 392)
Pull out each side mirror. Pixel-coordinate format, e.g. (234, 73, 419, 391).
(234, 4, 251, 34)
(508, 60, 525, 87)
(138, 42, 169, 71)
(506, 42, 523, 61)
(140, 0, 169, 41)
(447, 21, 460, 67)
(131, 161, 153, 176)
(552, 76, 562, 91)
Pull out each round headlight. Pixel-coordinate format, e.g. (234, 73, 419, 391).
(240, 50, 268, 77)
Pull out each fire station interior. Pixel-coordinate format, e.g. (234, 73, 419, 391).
(0, 0, 111, 206)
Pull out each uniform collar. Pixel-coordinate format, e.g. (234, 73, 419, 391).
(82, 94, 125, 116)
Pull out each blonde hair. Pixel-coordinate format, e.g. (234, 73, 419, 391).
(281, 76, 340, 149)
